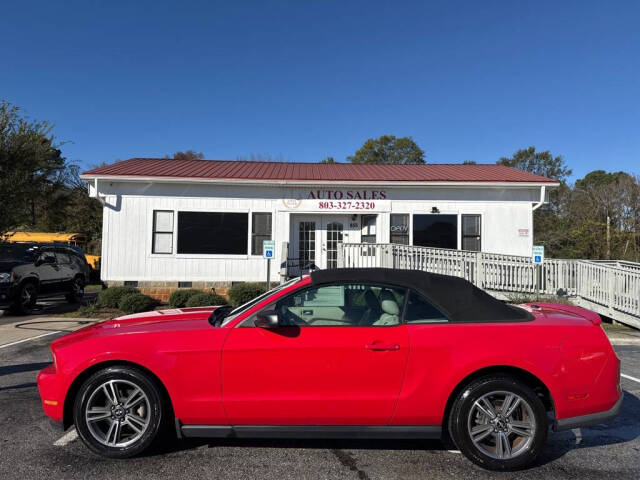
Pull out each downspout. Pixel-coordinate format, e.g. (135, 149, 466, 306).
(92, 178, 107, 206)
(532, 185, 546, 211)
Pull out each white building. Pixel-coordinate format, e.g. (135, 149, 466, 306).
(82, 158, 557, 292)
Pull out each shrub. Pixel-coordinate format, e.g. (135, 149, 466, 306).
(168, 289, 202, 308)
(185, 292, 228, 308)
(228, 282, 267, 307)
(96, 286, 140, 308)
(119, 293, 157, 314)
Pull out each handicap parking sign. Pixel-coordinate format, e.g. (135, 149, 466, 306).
(532, 246, 544, 265)
(263, 240, 275, 259)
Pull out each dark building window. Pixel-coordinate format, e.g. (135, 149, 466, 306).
(413, 214, 457, 249)
(177, 212, 248, 254)
(462, 214, 481, 251)
(251, 213, 272, 255)
(390, 214, 409, 245)
(152, 210, 174, 254)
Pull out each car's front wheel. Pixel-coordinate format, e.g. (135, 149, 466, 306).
(448, 375, 548, 471)
(10, 282, 37, 315)
(73, 366, 164, 458)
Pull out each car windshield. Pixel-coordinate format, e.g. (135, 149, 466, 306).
(0, 244, 38, 262)
(220, 277, 302, 327)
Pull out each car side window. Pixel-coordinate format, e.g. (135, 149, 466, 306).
(404, 290, 449, 324)
(39, 249, 56, 264)
(270, 283, 407, 327)
(55, 250, 72, 265)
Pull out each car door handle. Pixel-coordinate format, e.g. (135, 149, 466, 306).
(365, 342, 400, 351)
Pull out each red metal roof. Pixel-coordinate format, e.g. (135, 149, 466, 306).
(82, 158, 558, 184)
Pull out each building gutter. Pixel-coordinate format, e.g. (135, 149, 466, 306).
(80, 175, 559, 189)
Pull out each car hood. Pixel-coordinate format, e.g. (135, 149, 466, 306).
(0, 260, 27, 272)
(51, 306, 223, 348)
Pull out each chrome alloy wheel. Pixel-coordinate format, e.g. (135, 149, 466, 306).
(21, 285, 34, 307)
(85, 379, 151, 448)
(467, 390, 536, 460)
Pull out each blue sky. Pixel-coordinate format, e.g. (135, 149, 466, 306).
(1, 0, 638, 180)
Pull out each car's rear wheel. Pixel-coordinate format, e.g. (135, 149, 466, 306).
(65, 276, 85, 303)
(448, 375, 548, 471)
(10, 282, 37, 315)
(73, 366, 164, 458)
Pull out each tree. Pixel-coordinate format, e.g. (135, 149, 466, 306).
(497, 147, 574, 257)
(0, 101, 67, 231)
(568, 170, 639, 260)
(165, 150, 205, 160)
(0, 101, 103, 253)
(497, 146, 571, 182)
(463, 160, 477, 165)
(348, 135, 425, 164)
(321, 156, 336, 164)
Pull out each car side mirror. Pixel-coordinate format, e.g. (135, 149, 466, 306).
(254, 310, 279, 328)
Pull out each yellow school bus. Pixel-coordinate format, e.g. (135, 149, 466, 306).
(1, 232, 100, 271)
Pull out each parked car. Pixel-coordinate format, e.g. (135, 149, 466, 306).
(37, 268, 621, 470)
(2, 231, 101, 283)
(0, 242, 90, 314)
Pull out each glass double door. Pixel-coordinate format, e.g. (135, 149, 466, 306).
(293, 215, 350, 270)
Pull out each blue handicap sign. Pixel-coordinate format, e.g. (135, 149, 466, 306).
(263, 240, 275, 259)
(534, 255, 541, 263)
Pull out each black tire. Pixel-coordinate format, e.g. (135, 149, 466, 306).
(73, 366, 165, 458)
(9, 282, 37, 315)
(448, 375, 548, 471)
(65, 276, 85, 303)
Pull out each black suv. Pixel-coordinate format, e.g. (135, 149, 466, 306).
(0, 243, 90, 315)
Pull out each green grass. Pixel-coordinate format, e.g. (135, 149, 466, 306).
(84, 284, 104, 292)
(57, 304, 122, 319)
(600, 320, 638, 331)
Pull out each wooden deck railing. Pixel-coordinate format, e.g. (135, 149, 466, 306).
(338, 243, 640, 328)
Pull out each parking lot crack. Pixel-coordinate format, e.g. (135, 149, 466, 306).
(331, 449, 371, 480)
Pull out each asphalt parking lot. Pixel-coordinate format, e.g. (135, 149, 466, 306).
(1, 327, 639, 480)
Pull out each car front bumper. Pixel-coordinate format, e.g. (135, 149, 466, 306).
(0, 283, 17, 309)
(37, 364, 65, 424)
(554, 391, 623, 431)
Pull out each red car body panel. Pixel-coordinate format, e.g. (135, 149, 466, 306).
(222, 324, 409, 425)
(37, 276, 621, 432)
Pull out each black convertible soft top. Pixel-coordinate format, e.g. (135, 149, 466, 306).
(310, 268, 533, 323)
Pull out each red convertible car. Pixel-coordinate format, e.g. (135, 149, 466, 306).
(38, 268, 622, 471)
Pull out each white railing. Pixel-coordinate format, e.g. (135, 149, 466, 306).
(339, 243, 640, 326)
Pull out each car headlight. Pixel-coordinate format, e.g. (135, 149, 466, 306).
(0, 272, 12, 283)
